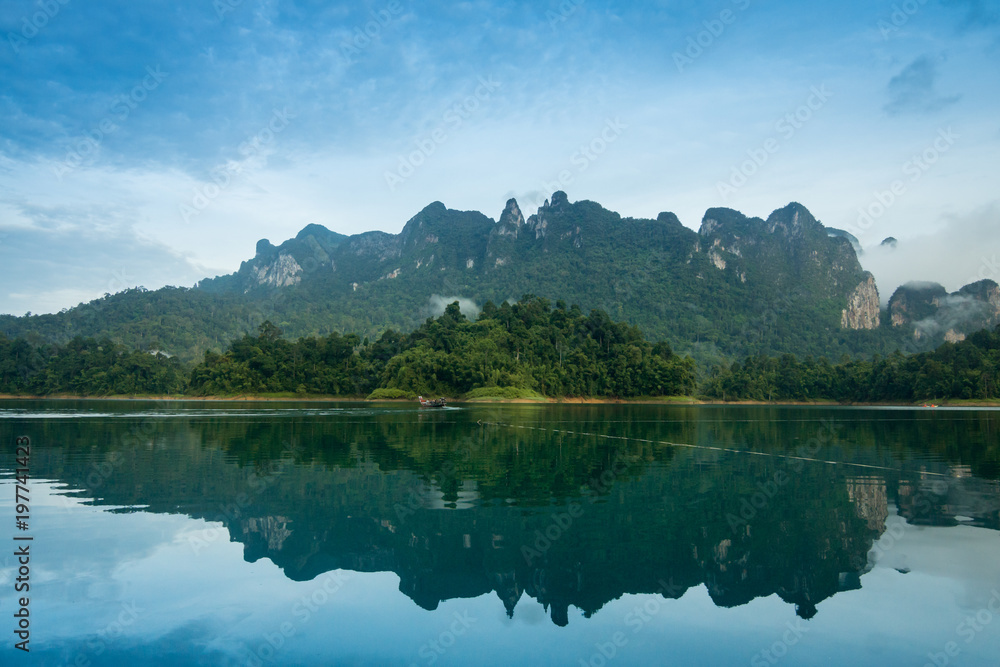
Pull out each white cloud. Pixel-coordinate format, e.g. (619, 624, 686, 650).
(858, 202, 1000, 301)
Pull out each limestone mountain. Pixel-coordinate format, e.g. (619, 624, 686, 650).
(204, 193, 880, 358)
(0, 192, 988, 363)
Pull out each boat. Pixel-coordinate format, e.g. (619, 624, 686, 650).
(418, 396, 447, 408)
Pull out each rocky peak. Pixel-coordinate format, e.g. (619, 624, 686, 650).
(255, 239, 277, 257)
(827, 228, 862, 255)
(295, 223, 335, 242)
(400, 202, 447, 246)
(698, 207, 748, 237)
(765, 202, 822, 240)
(698, 202, 827, 245)
(656, 211, 684, 228)
(487, 199, 525, 265)
(498, 198, 524, 231)
(547, 190, 570, 211)
(347, 231, 402, 261)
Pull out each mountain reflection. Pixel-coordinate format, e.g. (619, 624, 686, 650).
(12, 404, 1000, 626)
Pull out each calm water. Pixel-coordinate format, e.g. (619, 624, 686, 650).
(1, 401, 999, 666)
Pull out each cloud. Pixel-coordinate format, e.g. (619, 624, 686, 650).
(913, 294, 992, 339)
(0, 221, 210, 316)
(883, 56, 960, 116)
(941, 0, 1000, 30)
(858, 202, 1000, 301)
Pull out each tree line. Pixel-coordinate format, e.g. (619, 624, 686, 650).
(0, 296, 696, 399)
(2, 296, 996, 401)
(702, 325, 1000, 402)
(0, 335, 187, 396)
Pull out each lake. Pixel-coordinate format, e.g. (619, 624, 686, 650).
(1, 401, 999, 666)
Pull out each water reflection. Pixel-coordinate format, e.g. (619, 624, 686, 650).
(5, 402, 998, 631)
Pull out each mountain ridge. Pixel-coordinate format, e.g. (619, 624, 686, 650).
(2, 193, 997, 364)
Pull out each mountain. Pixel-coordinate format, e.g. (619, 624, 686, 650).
(1, 192, 995, 363)
(826, 227, 862, 254)
(888, 280, 1000, 346)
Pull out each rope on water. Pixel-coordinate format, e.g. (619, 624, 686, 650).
(477, 420, 951, 477)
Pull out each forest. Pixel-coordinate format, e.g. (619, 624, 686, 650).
(0, 295, 997, 402)
(702, 326, 1000, 402)
(0, 296, 696, 399)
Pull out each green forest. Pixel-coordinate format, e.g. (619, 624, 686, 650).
(1, 295, 998, 402)
(702, 326, 1000, 402)
(0, 296, 696, 399)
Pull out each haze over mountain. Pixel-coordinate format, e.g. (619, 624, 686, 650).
(2, 193, 997, 365)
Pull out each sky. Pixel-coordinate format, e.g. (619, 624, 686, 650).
(1, 0, 998, 315)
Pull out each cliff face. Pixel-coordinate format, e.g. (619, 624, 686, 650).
(249, 252, 304, 289)
(888, 283, 948, 327)
(841, 273, 880, 330)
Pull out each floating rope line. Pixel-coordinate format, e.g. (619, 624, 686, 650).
(477, 420, 951, 477)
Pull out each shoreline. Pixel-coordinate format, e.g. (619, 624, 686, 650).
(1, 394, 998, 407)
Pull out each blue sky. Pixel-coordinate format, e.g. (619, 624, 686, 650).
(1, 0, 999, 315)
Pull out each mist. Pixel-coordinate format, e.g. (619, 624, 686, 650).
(858, 202, 1000, 304)
(426, 295, 481, 320)
(913, 294, 991, 339)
